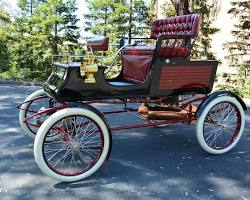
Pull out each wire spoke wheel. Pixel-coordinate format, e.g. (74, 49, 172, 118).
(203, 102, 240, 149)
(43, 115, 104, 176)
(196, 96, 245, 154)
(34, 108, 110, 182)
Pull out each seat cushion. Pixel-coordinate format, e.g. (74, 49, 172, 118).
(122, 46, 190, 58)
(121, 45, 190, 83)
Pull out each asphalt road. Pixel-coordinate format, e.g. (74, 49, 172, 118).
(0, 85, 250, 200)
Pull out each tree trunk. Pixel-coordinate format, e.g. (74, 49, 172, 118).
(170, 0, 191, 16)
(30, 0, 33, 15)
(104, 6, 108, 36)
(53, 22, 58, 55)
(183, 0, 190, 15)
(53, 6, 58, 55)
(128, 0, 132, 44)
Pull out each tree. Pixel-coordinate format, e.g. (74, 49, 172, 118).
(33, 0, 80, 54)
(190, 1, 220, 60)
(223, 0, 250, 96)
(84, 0, 150, 44)
(168, 0, 220, 17)
(161, 1, 176, 17)
(127, 0, 150, 43)
(0, 6, 11, 72)
(170, 0, 190, 15)
(17, 0, 45, 16)
(161, 1, 220, 60)
(224, 0, 250, 67)
(85, 0, 118, 37)
(11, 0, 80, 79)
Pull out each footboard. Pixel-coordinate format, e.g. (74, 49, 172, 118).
(150, 59, 218, 96)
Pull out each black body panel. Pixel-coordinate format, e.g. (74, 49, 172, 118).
(44, 59, 218, 102)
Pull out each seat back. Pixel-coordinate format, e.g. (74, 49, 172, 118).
(121, 14, 200, 84)
(87, 37, 109, 51)
(150, 14, 200, 39)
(122, 47, 154, 83)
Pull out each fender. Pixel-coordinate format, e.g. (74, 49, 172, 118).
(66, 102, 113, 160)
(196, 90, 247, 117)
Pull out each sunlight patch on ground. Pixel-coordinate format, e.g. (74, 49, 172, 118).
(207, 176, 250, 200)
(0, 174, 34, 191)
(0, 127, 20, 134)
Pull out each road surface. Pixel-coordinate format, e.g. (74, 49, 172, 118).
(0, 85, 250, 200)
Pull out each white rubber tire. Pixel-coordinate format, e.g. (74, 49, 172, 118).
(196, 96, 245, 154)
(34, 108, 110, 182)
(19, 89, 46, 139)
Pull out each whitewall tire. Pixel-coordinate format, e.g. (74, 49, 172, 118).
(34, 108, 110, 182)
(196, 96, 245, 154)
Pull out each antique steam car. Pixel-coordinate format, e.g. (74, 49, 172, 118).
(18, 14, 247, 182)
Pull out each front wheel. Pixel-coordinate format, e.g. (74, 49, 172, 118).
(196, 96, 245, 154)
(34, 108, 111, 182)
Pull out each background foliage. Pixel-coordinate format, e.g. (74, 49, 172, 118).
(0, 0, 249, 97)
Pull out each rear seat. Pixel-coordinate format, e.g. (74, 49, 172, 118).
(121, 14, 200, 84)
(122, 46, 190, 83)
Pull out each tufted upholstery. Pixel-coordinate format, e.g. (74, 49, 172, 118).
(121, 14, 200, 84)
(150, 14, 200, 39)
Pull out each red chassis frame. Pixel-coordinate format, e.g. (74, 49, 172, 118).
(17, 94, 207, 132)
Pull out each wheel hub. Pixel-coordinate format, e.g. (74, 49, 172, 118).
(69, 141, 80, 151)
(217, 122, 228, 129)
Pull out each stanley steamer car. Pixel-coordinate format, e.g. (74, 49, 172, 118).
(18, 14, 247, 182)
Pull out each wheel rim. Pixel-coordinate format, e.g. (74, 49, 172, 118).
(42, 115, 104, 176)
(203, 101, 241, 150)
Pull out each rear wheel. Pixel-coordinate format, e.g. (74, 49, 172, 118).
(34, 108, 111, 182)
(196, 96, 245, 154)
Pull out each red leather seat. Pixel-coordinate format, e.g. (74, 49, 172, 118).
(121, 46, 190, 83)
(122, 47, 153, 83)
(122, 46, 190, 58)
(121, 14, 200, 84)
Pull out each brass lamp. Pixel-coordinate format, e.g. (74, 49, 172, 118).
(80, 51, 98, 83)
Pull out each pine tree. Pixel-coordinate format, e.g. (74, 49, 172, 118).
(17, 0, 45, 16)
(84, 0, 117, 37)
(190, 1, 220, 60)
(84, 0, 150, 43)
(33, 0, 80, 54)
(128, 0, 150, 43)
(224, 0, 250, 67)
(223, 0, 250, 95)
(61, 0, 80, 44)
(11, 0, 80, 79)
(0, 6, 11, 72)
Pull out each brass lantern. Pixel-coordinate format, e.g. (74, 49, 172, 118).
(80, 51, 98, 83)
